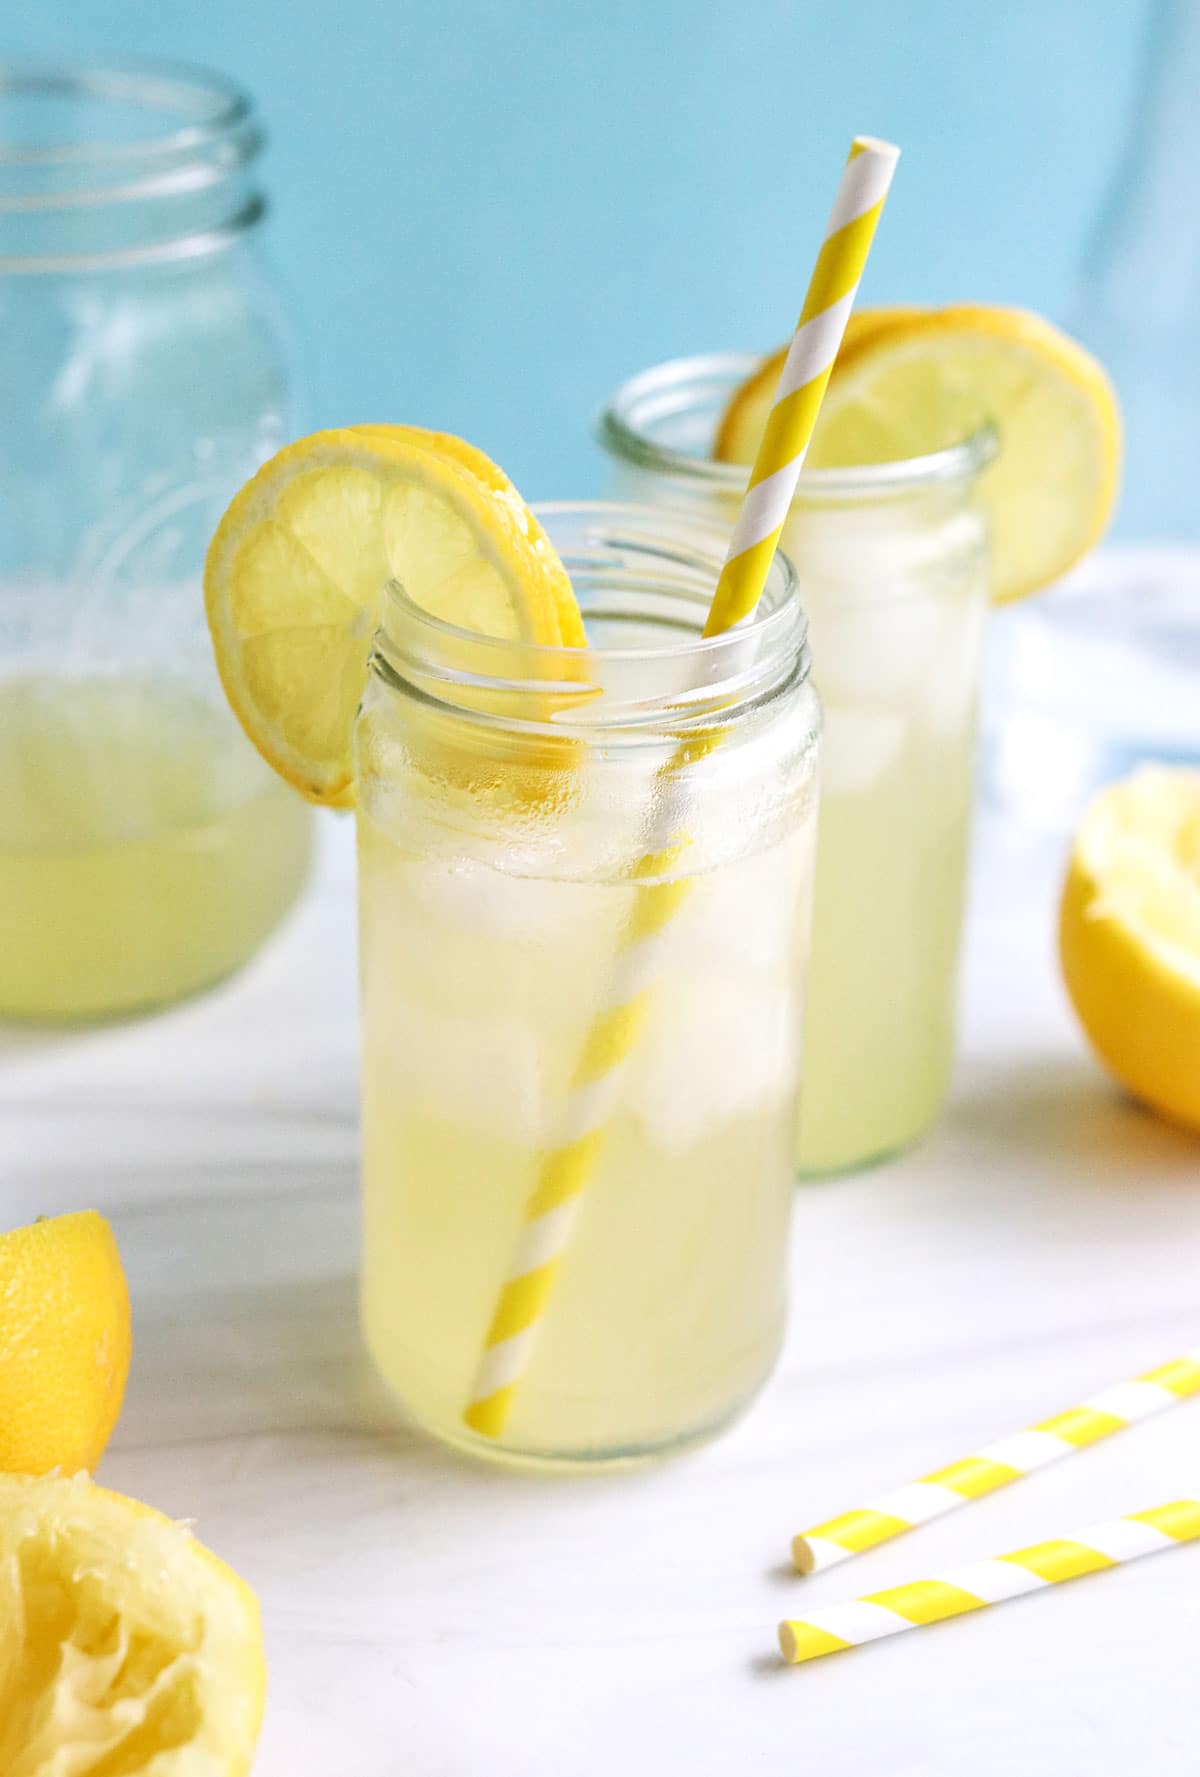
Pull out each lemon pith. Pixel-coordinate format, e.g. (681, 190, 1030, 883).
(204, 427, 583, 808)
(0, 1210, 131, 1477)
(1060, 767, 1200, 1134)
(0, 1471, 266, 1775)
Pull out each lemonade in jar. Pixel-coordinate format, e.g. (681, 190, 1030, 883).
(600, 356, 991, 1170)
(203, 434, 820, 1465)
(356, 507, 820, 1461)
(599, 310, 1120, 1172)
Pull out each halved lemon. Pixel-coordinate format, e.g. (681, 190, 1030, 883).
(0, 1471, 265, 1775)
(0, 1209, 131, 1478)
(204, 428, 582, 807)
(1060, 767, 1200, 1134)
(809, 305, 1121, 601)
(712, 307, 922, 465)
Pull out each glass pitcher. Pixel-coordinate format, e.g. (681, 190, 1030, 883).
(1070, 0, 1200, 543)
(0, 62, 311, 1020)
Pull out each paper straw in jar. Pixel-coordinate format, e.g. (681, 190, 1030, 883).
(779, 1499, 1200, 1664)
(792, 1351, 1200, 1574)
(705, 134, 900, 636)
(463, 135, 899, 1441)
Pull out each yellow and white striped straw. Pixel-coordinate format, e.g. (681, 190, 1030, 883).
(792, 1351, 1200, 1574)
(462, 838, 692, 1436)
(463, 135, 899, 1440)
(779, 1499, 1200, 1665)
(705, 134, 900, 636)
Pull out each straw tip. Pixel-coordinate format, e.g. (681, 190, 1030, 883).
(791, 1536, 817, 1575)
(778, 1621, 801, 1663)
(462, 1394, 509, 1438)
(851, 135, 901, 165)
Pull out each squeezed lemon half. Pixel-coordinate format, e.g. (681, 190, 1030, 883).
(0, 1471, 266, 1776)
(1060, 767, 1200, 1134)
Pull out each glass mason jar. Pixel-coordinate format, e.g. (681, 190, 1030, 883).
(599, 357, 993, 1174)
(356, 503, 821, 1466)
(0, 63, 311, 1020)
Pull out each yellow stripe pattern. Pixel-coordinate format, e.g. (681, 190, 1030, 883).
(704, 136, 899, 638)
(463, 137, 898, 1441)
(779, 1500, 1200, 1664)
(792, 1351, 1200, 1573)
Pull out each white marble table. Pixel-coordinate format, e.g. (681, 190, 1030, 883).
(6, 813, 1199, 1777)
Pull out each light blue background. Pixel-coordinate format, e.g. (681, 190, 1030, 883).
(13, 1, 1150, 496)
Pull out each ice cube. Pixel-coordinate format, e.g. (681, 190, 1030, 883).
(670, 835, 814, 975)
(364, 992, 545, 1142)
(628, 969, 800, 1150)
(919, 597, 987, 738)
(818, 704, 908, 795)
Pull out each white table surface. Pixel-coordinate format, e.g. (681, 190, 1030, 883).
(6, 810, 1199, 1777)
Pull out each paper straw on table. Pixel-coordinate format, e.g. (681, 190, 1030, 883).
(792, 1351, 1200, 1574)
(462, 135, 900, 1440)
(779, 1499, 1200, 1665)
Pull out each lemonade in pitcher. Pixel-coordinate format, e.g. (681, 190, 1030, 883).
(0, 63, 310, 1022)
(0, 676, 311, 1020)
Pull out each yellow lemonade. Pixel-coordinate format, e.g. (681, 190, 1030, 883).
(0, 675, 311, 1020)
(196, 429, 821, 1467)
(599, 358, 991, 1172)
(354, 506, 820, 1466)
(357, 798, 815, 1463)
(777, 491, 988, 1170)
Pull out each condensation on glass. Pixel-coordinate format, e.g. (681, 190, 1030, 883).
(599, 357, 993, 1173)
(355, 503, 821, 1465)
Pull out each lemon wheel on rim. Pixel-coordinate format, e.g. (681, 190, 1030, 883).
(713, 304, 1122, 603)
(204, 427, 583, 808)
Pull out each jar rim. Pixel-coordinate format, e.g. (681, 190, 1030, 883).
(0, 60, 265, 272)
(0, 61, 258, 170)
(597, 352, 997, 498)
(372, 500, 810, 738)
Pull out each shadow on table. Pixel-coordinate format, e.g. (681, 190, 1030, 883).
(120, 1262, 674, 1499)
(950, 1050, 1200, 1188)
(0, 1020, 97, 1068)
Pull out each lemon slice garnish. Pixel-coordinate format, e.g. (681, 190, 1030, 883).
(715, 305, 1121, 602)
(205, 427, 581, 806)
(353, 424, 586, 649)
(809, 305, 1121, 600)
